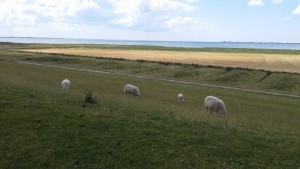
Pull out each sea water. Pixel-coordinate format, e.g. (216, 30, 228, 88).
(1, 37, 300, 50)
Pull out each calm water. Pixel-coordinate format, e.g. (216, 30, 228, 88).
(1, 37, 300, 50)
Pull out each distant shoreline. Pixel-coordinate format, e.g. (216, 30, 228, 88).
(1, 37, 300, 50)
(1, 36, 300, 44)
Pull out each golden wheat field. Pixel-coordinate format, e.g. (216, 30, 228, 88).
(23, 48, 300, 73)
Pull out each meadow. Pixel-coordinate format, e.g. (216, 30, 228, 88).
(1, 43, 300, 95)
(0, 43, 299, 168)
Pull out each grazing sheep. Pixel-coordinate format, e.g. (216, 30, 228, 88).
(204, 96, 227, 115)
(124, 84, 140, 96)
(62, 79, 71, 90)
(177, 93, 184, 102)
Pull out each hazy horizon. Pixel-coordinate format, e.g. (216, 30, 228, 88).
(2, 36, 300, 44)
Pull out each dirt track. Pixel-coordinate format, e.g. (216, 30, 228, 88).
(23, 48, 300, 73)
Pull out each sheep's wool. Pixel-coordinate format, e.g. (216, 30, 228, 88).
(124, 84, 140, 96)
(62, 79, 71, 90)
(177, 93, 184, 102)
(204, 96, 227, 115)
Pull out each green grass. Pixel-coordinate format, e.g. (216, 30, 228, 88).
(1, 43, 300, 95)
(0, 61, 299, 168)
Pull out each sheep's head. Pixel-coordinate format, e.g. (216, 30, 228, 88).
(133, 88, 140, 96)
(177, 93, 184, 102)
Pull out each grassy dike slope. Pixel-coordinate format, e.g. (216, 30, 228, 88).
(0, 61, 299, 168)
(1, 43, 300, 95)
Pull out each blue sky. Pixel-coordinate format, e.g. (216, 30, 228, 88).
(0, 0, 300, 42)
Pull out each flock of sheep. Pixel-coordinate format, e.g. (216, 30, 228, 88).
(62, 79, 227, 115)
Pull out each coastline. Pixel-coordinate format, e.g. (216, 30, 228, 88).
(1, 37, 300, 50)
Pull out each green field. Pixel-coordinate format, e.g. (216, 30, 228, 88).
(0, 43, 300, 168)
(1, 43, 300, 95)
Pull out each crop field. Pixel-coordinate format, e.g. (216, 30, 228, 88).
(23, 47, 300, 73)
(0, 43, 299, 168)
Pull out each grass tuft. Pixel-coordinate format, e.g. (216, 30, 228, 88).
(84, 89, 97, 104)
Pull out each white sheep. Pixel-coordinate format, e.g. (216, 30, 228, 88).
(62, 79, 71, 90)
(204, 96, 227, 115)
(177, 93, 184, 102)
(124, 84, 140, 96)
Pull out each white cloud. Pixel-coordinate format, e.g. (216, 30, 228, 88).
(0, 0, 202, 31)
(110, 0, 197, 31)
(185, 0, 197, 2)
(271, 0, 283, 3)
(281, 16, 291, 21)
(0, 0, 100, 25)
(293, 4, 300, 14)
(109, 0, 141, 26)
(248, 0, 283, 5)
(165, 16, 215, 31)
(0, 0, 213, 38)
(150, 0, 196, 11)
(248, 0, 264, 6)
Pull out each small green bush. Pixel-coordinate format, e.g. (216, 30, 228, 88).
(84, 89, 97, 104)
